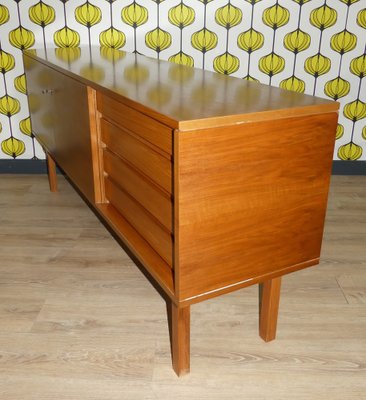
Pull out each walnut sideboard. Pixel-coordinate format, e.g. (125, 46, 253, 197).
(24, 46, 339, 376)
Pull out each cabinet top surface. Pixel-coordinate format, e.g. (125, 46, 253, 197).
(24, 47, 338, 130)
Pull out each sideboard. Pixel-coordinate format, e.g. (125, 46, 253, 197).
(24, 46, 339, 376)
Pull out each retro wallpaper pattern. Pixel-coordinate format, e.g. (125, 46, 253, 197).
(0, 0, 365, 160)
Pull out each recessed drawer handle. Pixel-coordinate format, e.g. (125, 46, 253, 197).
(41, 89, 54, 95)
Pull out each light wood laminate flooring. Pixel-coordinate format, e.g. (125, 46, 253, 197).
(0, 174, 365, 399)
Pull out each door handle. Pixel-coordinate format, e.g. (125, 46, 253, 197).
(41, 89, 54, 95)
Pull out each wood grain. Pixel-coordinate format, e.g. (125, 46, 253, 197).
(24, 49, 340, 377)
(87, 87, 105, 204)
(46, 153, 57, 192)
(97, 92, 173, 154)
(104, 177, 173, 267)
(96, 203, 174, 298)
(101, 118, 172, 194)
(259, 277, 282, 342)
(175, 113, 338, 301)
(104, 149, 172, 231)
(25, 56, 95, 202)
(170, 303, 190, 376)
(24, 48, 338, 131)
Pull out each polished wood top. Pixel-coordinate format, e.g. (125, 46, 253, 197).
(24, 46, 338, 130)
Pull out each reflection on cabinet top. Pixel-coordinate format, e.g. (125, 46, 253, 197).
(24, 47, 339, 131)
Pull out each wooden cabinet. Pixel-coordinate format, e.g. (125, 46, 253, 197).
(24, 54, 95, 202)
(24, 47, 339, 376)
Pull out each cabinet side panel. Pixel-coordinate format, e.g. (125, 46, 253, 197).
(176, 113, 338, 302)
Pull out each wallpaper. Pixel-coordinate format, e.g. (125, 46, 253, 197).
(0, 0, 365, 161)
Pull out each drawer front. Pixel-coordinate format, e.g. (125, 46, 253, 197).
(101, 118, 172, 194)
(104, 149, 172, 231)
(97, 93, 172, 155)
(105, 177, 173, 267)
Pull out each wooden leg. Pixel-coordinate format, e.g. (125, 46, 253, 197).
(46, 153, 58, 192)
(259, 276, 282, 342)
(168, 302, 190, 376)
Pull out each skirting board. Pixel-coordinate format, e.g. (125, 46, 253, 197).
(0, 160, 55, 174)
(331, 161, 366, 175)
(0, 159, 365, 175)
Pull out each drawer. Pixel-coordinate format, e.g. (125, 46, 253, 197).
(101, 118, 172, 194)
(105, 177, 173, 267)
(104, 149, 172, 231)
(97, 93, 173, 155)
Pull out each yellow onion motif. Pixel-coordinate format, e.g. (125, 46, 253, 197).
(29, 1, 55, 27)
(259, 53, 285, 77)
(350, 54, 366, 78)
(145, 28, 172, 54)
(14, 74, 27, 95)
(124, 64, 149, 84)
(339, 0, 360, 4)
(292, 0, 311, 3)
(54, 27, 80, 48)
(75, 1, 102, 28)
(237, 29, 264, 54)
(80, 65, 105, 82)
(0, 95, 21, 117)
(1, 137, 26, 158)
(336, 124, 344, 140)
(9, 26, 35, 50)
(20, 117, 32, 136)
(213, 52, 240, 75)
(304, 53, 331, 77)
(0, 50, 15, 74)
(169, 52, 194, 67)
(122, 3, 148, 28)
(192, 84, 216, 103)
(55, 47, 81, 63)
(168, 3, 195, 29)
(262, 4, 290, 30)
(0, 4, 9, 25)
(100, 47, 125, 62)
(337, 142, 363, 160)
(168, 63, 194, 81)
(283, 29, 311, 54)
(215, 3, 242, 29)
(0, 121, 2, 133)
(310, 5, 337, 31)
(324, 77, 350, 100)
(330, 30, 357, 55)
(280, 76, 305, 93)
(243, 75, 259, 82)
(343, 100, 366, 122)
(191, 28, 218, 53)
(147, 85, 172, 106)
(362, 126, 366, 140)
(99, 27, 125, 49)
(357, 9, 366, 29)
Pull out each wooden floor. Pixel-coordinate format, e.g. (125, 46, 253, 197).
(0, 174, 365, 399)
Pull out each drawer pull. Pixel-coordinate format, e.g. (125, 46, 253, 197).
(41, 89, 54, 95)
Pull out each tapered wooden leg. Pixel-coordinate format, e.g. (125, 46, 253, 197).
(169, 302, 190, 376)
(46, 153, 58, 192)
(259, 276, 282, 342)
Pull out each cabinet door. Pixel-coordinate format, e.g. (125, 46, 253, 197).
(25, 57, 95, 202)
(25, 56, 56, 152)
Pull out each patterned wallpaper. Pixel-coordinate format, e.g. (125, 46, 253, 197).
(0, 0, 365, 161)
